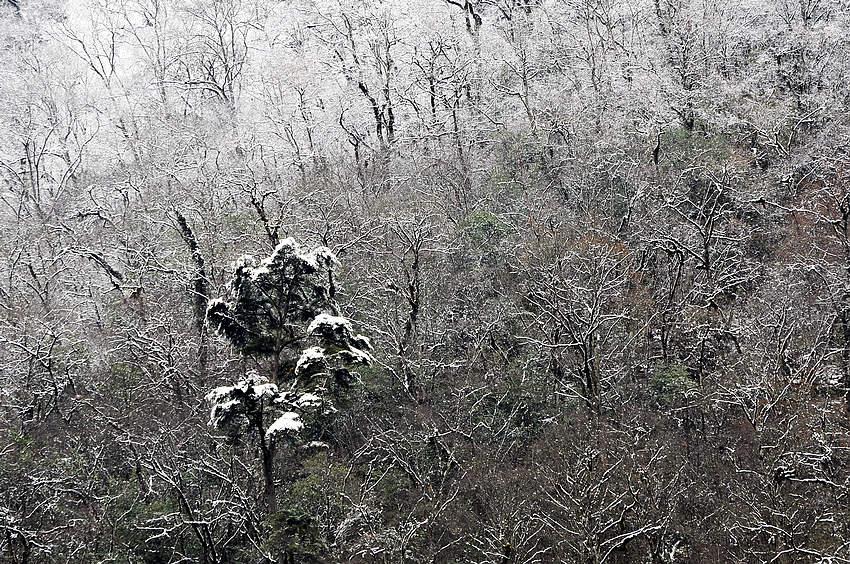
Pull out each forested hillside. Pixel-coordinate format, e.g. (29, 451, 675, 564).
(1, 0, 850, 561)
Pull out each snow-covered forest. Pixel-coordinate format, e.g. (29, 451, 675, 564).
(1, 0, 850, 561)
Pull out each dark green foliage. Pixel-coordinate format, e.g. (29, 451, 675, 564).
(650, 364, 697, 405)
(207, 239, 338, 358)
(266, 509, 328, 563)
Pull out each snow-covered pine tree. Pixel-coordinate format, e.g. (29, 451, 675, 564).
(205, 238, 372, 511)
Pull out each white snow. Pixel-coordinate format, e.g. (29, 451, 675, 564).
(273, 237, 299, 255)
(250, 265, 270, 280)
(263, 238, 299, 266)
(273, 391, 296, 404)
(338, 347, 372, 364)
(250, 238, 302, 277)
(206, 385, 234, 402)
(206, 297, 226, 309)
(251, 383, 279, 398)
(296, 392, 322, 407)
(266, 411, 304, 438)
(305, 246, 339, 269)
(208, 374, 279, 406)
(295, 346, 326, 375)
(303, 441, 330, 449)
(210, 399, 241, 426)
(308, 313, 353, 335)
(216, 399, 240, 412)
(255, 239, 337, 273)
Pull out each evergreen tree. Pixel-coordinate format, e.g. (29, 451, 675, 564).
(205, 238, 372, 511)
